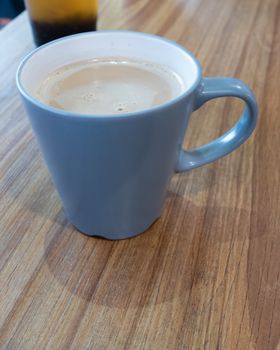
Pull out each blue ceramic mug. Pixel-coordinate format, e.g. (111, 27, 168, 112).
(16, 31, 258, 240)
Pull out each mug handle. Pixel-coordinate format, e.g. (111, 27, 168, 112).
(175, 77, 258, 172)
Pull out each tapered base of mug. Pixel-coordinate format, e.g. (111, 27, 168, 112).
(72, 217, 160, 240)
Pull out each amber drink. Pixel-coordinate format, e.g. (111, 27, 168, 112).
(25, 0, 98, 46)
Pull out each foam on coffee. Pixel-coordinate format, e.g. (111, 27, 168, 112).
(36, 57, 185, 115)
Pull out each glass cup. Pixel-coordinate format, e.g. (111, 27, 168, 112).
(25, 0, 98, 46)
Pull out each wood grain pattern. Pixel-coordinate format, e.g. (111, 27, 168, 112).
(0, 1, 279, 349)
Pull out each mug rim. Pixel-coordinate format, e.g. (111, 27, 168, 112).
(16, 30, 202, 120)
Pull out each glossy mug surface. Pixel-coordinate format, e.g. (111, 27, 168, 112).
(16, 31, 258, 240)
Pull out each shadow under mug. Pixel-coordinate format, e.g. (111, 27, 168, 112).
(16, 31, 258, 240)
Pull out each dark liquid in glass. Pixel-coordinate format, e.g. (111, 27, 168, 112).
(29, 16, 97, 46)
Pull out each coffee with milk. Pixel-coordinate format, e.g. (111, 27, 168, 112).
(36, 57, 185, 115)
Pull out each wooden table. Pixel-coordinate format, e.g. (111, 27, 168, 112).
(0, 1, 279, 349)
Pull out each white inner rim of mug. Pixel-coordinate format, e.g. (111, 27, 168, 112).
(18, 31, 201, 116)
